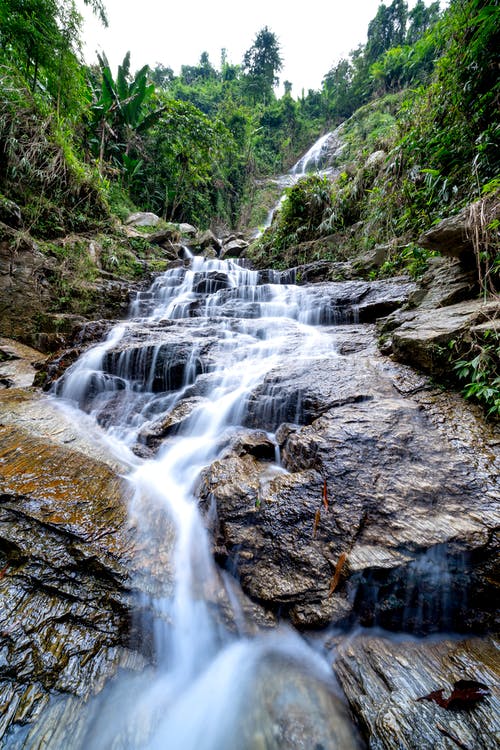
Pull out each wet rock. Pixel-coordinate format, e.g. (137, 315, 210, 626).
(192, 270, 231, 294)
(0, 391, 136, 739)
(221, 238, 249, 259)
(0, 338, 46, 389)
(0, 386, 185, 743)
(138, 396, 208, 450)
(240, 654, 362, 750)
(334, 634, 499, 750)
(199, 344, 499, 631)
(389, 299, 499, 375)
(300, 278, 416, 323)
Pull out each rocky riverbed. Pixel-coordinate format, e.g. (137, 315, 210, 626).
(0, 254, 498, 749)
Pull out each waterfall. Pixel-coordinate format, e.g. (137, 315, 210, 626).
(290, 129, 342, 176)
(259, 123, 345, 233)
(53, 255, 360, 749)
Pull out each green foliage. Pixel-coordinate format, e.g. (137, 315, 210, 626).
(252, 175, 332, 264)
(242, 26, 283, 104)
(89, 51, 164, 180)
(0, 0, 95, 118)
(400, 0, 500, 202)
(0, 63, 108, 237)
(134, 98, 234, 226)
(452, 330, 500, 417)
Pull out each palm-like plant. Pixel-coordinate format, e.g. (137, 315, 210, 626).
(90, 52, 164, 180)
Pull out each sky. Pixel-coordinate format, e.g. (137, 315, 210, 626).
(77, 0, 446, 98)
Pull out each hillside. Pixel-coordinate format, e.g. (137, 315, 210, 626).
(0, 0, 498, 414)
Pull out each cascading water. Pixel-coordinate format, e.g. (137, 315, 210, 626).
(51, 256, 361, 749)
(259, 124, 345, 233)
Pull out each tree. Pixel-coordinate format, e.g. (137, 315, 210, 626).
(150, 63, 174, 89)
(0, 0, 107, 114)
(406, 0, 440, 44)
(323, 58, 355, 121)
(242, 26, 283, 104)
(366, 1, 408, 64)
(137, 98, 233, 223)
(90, 52, 163, 179)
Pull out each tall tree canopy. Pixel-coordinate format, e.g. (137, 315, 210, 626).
(242, 26, 283, 103)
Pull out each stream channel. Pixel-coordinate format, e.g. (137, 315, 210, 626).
(3, 133, 498, 749)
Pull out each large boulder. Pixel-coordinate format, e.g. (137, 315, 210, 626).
(418, 197, 500, 266)
(0, 388, 142, 742)
(198, 335, 499, 630)
(125, 212, 161, 227)
(386, 299, 498, 375)
(334, 634, 499, 750)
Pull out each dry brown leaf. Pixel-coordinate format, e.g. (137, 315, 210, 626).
(328, 552, 347, 596)
(312, 508, 321, 539)
(417, 679, 490, 710)
(322, 478, 329, 511)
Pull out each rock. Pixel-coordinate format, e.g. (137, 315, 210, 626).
(0, 389, 135, 738)
(0, 224, 57, 340)
(418, 199, 500, 265)
(178, 222, 197, 236)
(365, 149, 386, 169)
(221, 238, 249, 259)
(0, 223, 137, 348)
(406, 257, 478, 310)
(0, 338, 46, 389)
(146, 228, 181, 254)
(334, 634, 499, 750)
(192, 270, 231, 294)
(196, 229, 222, 252)
(138, 396, 208, 452)
(198, 340, 499, 630)
(389, 299, 499, 375)
(290, 260, 360, 284)
(419, 210, 472, 260)
(353, 243, 390, 273)
(0, 197, 22, 229)
(202, 246, 218, 259)
(238, 651, 362, 749)
(125, 212, 161, 227)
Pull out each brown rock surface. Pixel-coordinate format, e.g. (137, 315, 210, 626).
(199, 333, 499, 630)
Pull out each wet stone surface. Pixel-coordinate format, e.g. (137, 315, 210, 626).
(333, 634, 500, 750)
(199, 334, 499, 632)
(0, 255, 498, 749)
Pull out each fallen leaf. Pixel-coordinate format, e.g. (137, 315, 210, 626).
(0, 565, 9, 581)
(312, 508, 321, 539)
(322, 479, 329, 511)
(417, 679, 490, 710)
(328, 552, 347, 596)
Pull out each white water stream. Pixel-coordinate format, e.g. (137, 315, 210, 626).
(259, 125, 345, 233)
(53, 256, 359, 748)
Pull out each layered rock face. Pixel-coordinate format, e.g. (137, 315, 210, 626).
(198, 330, 498, 632)
(0, 254, 498, 749)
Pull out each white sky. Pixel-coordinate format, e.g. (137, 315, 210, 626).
(77, 0, 446, 98)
